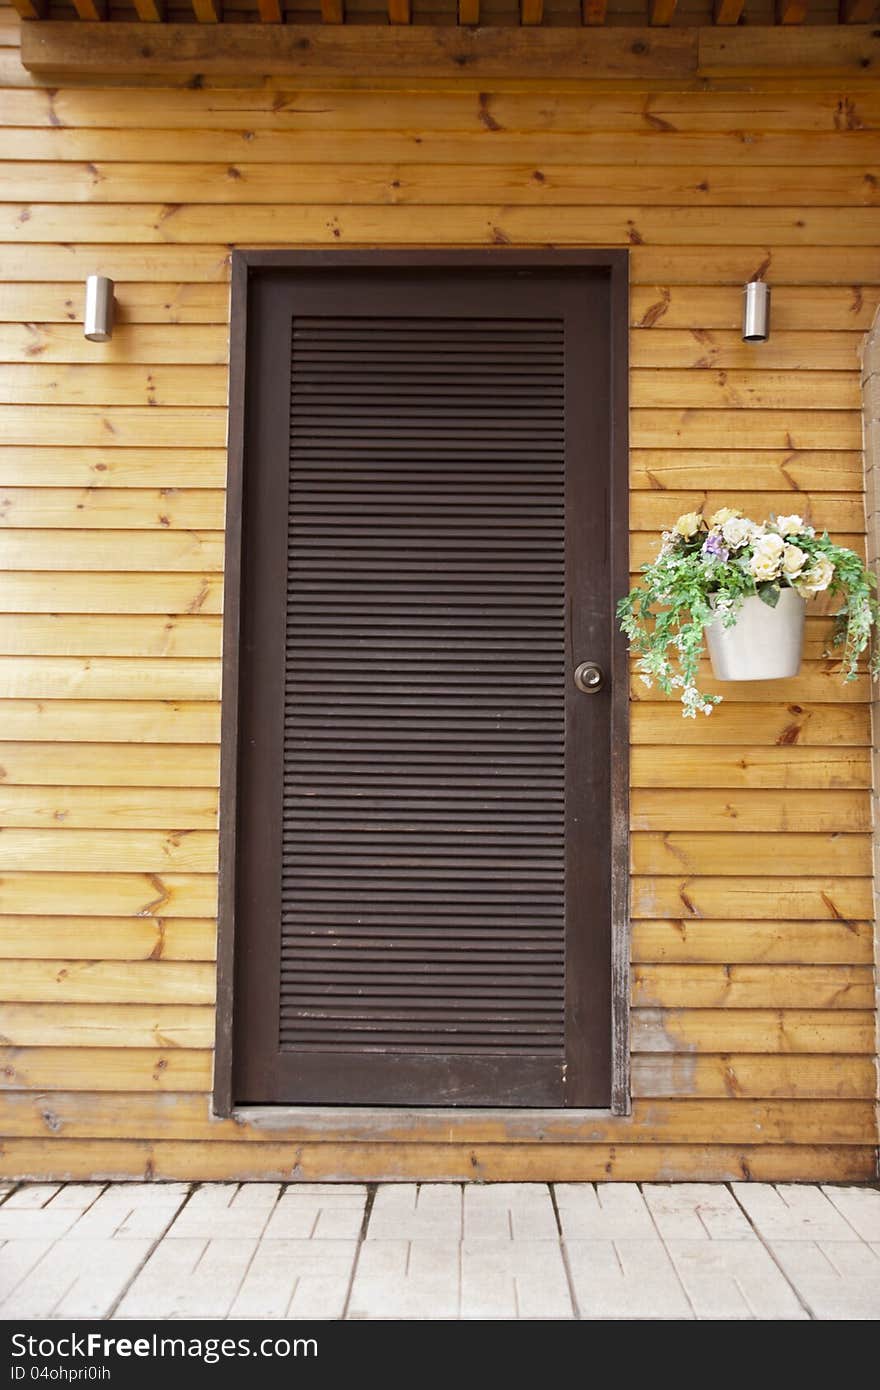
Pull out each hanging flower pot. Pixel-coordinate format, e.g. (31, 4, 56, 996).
(617, 507, 880, 717)
(705, 587, 805, 681)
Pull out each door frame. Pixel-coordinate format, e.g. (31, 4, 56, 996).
(213, 248, 631, 1119)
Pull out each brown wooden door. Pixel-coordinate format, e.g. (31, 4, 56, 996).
(225, 252, 627, 1109)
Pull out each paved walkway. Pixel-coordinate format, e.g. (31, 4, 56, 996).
(0, 1181, 878, 1320)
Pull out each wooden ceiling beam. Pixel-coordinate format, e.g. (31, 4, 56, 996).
(713, 0, 746, 22)
(388, 0, 412, 21)
(132, 0, 165, 19)
(649, 0, 677, 22)
(321, 0, 345, 19)
(520, 0, 544, 21)
(257, 0, 283, 20)
(192, 0, 222, 20)
(582, 0, 609, 21)
(459, 0, 480, 23)
(71, 0, 106, 17)
(776, 0, 807, 21)
(8, 0, 47, 18)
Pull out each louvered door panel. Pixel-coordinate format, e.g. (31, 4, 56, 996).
(230, 259, 619, 1110)
(281, 316, 566, 1063)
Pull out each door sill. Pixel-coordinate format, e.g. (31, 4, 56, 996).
(229, 1105, 623, 1138)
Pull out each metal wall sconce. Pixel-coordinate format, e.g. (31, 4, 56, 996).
(742, 280, 770, 343)
(84, 275, 115, 343)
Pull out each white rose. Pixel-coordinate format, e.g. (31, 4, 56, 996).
(795, 555, 835, 597)
(776, 513, 806, 537)
(748, 533, 785, 583)
(781, 543, 807, 579)
(672, 511, 702, 539)
(720, 516, 753, 551)
(709, 506, 742, 528)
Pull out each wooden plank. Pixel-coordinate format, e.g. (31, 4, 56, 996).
(132, 0, 164, 18)
(321, 0, 344, 19)
(0, 407, 225, 447)
(0, 324, 228, 364)
(8, 0, 45, 18)
(630, 410, 862, 450)
(633, 964, 875, 1009)
(458, 0, 480, 23)
(631, 791, 871, 835)
(258, 0, 282, 19)
(0, 574, 224, 615)
(632, 1007, 876, 1052)
(631, 876, 874, 920)
(2, 204, 877, 248)
(0, 616, 223, 659)
(0, 784, 218, 828)
(0, 1048, 213, 1093)
(0, 448, 227, 488)
(840, 0, 877, 21)
(633, 1055, 876, 1099)
(0, 701, 220, 743)
(0, 872, 217, 917)
(631, 492, 865, 532)
(631, 919, 875, 965)
(631, 286, 880, 332)
(630, 450, 864, 493)
(0, 533, 224, 573)
(1, 1139, 874, 1183)
(520, 0, 543, 23)
(700, 26, 880, 76)
(0, 283, 229, 326)
(650, 0, 677, 23)
(0, 828, 218, 872)
(0, 657, 220, 700)
(631, 702, 870, 746)
(776, 0, 808, 22)
(631, 745, 872, 790)
(192, 0, 222, 20)
(631, 332, 866, 371)
(0, 1003, 215, 1047)
(0, 488, 225, 529)
(713, 0, 745, 22)
(0, 365, 226, 408)
(0, 916, 216, 961)
(631, 832, 872, 876)
(20, 22, 700, 81)
(630, 662, 870, 705)
(0, 1090, 873, 1145)
(70, 0, 106, 18)
(0, 960, 215, 1005)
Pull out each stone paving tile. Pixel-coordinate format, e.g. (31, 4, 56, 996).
(555, 1183, 655, 1240)
(0, 1185, 104, 1241)
(643, 1184, 754, 1241)
(731, 1184, 856, 1242)
(665, 1239, 808, 1320)
(366, 1185, 462, 1242)
(0, 1240, 54, 1305)
(229, 1239, 359, 1320)
(115, 1237, 258, 1320)
(263, 1186, 367, 1241)
(1, 1238, 154, 1320)
(348, 1239, 460, 1319)
(821, 1186, 880, 1242)
(463, 1183, 558, 1241)
(564, 1239, 693, 1320)
(769, 1239, 880, 1320)
(70, 1184, 191, 1240)
(461, 1239, 573, 1318)
(166, 1184, 280, 1240)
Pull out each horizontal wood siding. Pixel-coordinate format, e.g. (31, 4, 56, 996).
(0, 5, 876, 1180)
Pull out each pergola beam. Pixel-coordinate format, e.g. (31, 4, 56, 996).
(191, 0, 222, 20)
(521, 0, 544, 22)
(840, 0, 876, 20)
(459, 0, 480, 22)
(582, 0, 608, 21)
(777, 0, 808, 21)
(257, 0, 283, 20)
(388, 0, 411, 21)
(713, 0, 746, 23)
(649, 0, 677, 23)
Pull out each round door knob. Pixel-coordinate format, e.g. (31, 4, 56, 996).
(574, 661, 605, 694)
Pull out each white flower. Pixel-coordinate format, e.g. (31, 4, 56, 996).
(709, 506, 742, 528)
(781, 543, 807, 579)
(720, 516, 754, 551)
(672, 511, 702, 539)
(795, 555, 835, 597)
(775, 513, 806, 537)
(748, 532, 785, 583)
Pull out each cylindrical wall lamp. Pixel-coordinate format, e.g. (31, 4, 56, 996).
(742, 280, 770, 343)
(84, 275, 115, 342)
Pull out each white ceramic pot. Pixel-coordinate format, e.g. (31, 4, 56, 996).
(705, 588, 806, 682)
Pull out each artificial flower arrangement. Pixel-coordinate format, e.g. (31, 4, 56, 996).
(617, 507, 880, 717)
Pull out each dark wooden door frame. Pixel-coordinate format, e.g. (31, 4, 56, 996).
(213, 248, 631, 1119)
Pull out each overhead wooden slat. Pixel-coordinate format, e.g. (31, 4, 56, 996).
(388, 0, 411, 22)
(132, 0, 165, 19)
(70, 0, 106, 17)
(713, 0, 746, 22)
(840, 0, 877, 19)
(192, 0, 222, 20)
(521, 0, 544, 22)
(8, 0, 46, 18)
(777, 0, 808, 20)
(258, 0, 283, 20)
(321, 0, 344, 19)
(582, 0, 608, 22)
(458, 0, 480, 23)
(650, 0, 678, 23)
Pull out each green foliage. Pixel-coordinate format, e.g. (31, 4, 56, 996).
(617, 510, 880, 717)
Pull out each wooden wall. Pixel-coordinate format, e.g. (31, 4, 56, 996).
(0, 6, 878, 1181)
